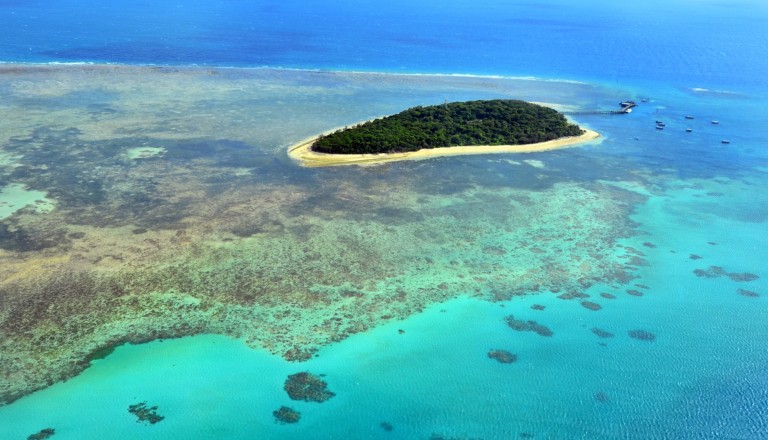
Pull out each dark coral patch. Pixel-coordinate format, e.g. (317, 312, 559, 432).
(728, 272, 759, 282)
(635, 284, 650, 289)
(505, 315, 553, 337)
(283, 346, 316, 362)
(600, 292, 616, 300)
(531, 304, 546, 310)
(627, 289, 644, 297)
(557, 292, 589, 300)
(628, 330, 656, 341)
(273, 406, 301, 424)
(689, 254, 702, 260)
(581, 301, 602, 311)
(380, 421, 394, 432)
(482, 245, 507, 256)
(737, 289, 760, 298)
(642, 242, 656, 248)
(128, 402, 165, 424)
(284, 372, 335, 403)
(488, 349, 517, 363)
(591, 328, 614, 338)
(694, 266, 728, 278)
(594, 391, 609, 402)
(694, 266, 759, 282)
(626, 256, 649, 266)
(27, 428, 55, 440)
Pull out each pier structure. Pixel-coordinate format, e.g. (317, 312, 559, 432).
(562, 100, 636, 116)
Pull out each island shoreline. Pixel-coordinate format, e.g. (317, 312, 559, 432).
(287, 124, 600, 167)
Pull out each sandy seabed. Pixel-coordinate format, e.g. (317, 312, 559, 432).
(288, 126, 600, 167)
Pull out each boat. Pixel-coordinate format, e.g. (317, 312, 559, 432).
(685, 115, 695, 120)
(686, 128, 693, 132)
(721, 140, 730, 144)
(656, 126, 664, 130)
(656, 122, 666, 127)
(711, 120, 720, 124)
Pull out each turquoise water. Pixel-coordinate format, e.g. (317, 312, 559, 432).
(1, 0, 768, 439)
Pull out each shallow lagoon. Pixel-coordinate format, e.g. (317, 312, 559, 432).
(0, 65, 766, 439)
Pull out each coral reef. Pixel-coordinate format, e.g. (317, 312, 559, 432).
(128, 402, 164, 424)
(284, 372, 335, 403)
(694, 266, 759, 282)
(504, 315, 553, 337)
(728, 272, 759, 282)
(0, 65, 644, 404)
(737, 289, 760, 298)
(488, 349, 517, 363)
(628, 330, 656, 341)
(27, 428, 55, 440)
(627, 289, 644, 297)
(581, 301, 602, 311)
(591, 328, 614, 338)
(273, 406, 301, 424)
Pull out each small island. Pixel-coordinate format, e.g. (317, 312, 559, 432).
(288, 99, 599, 167)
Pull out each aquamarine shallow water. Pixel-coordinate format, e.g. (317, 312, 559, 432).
(1, 0, 768, 439)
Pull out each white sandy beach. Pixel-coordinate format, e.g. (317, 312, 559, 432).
(288, 128, 600, 167)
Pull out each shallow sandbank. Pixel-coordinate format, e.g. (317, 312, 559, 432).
(288, 127, 600, 167)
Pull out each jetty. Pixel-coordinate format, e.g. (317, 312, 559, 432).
(562, 100, 636, 116)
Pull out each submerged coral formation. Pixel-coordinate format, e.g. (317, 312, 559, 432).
(591, 328, 614, 338)
(27, 428, 55, 440)
(580, 301, 602, 311)
(504, 315, 554, 337)
(128, 402, 164, 424)
(628, 330, 656, 341)
(736, 289, 760, 298)
(694, 266, 760, 282)
(0, 65, 643, 404)
(273, 406, 301, 424)
(488, 349, 517, 363)
(284, 372, 335, 403)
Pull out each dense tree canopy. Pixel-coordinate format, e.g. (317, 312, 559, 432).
(311, 99, 584, 154)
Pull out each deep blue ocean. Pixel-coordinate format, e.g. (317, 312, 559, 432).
(1, 1, 768, 439)
(2, 0, 768, 91)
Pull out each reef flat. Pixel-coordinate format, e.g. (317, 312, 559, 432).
(0, 65, 644, 404)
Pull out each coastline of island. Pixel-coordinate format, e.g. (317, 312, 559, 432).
(287, 126, 600, 167)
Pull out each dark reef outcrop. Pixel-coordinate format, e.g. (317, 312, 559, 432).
(273, 406, 301, 424)
(128, 402, 165, 424)
(504, 315, 553, 337)
(488, 349, 517, 363)
(284, 372, 335, 403)
(27, 428, 55, 440)
(581, 301, 602, 311)
(694, 266, 759, 282)
(591, 328, 614, 338)
(628, 330, 656, 341)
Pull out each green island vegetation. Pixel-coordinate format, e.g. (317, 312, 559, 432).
(311, 99, 585, 154)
